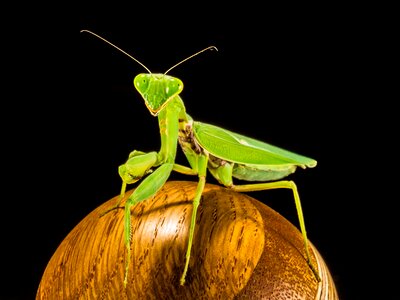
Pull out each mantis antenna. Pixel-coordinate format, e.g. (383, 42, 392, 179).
(164, 45, 218, 75)
(81, 29, 217, 75)
(80, 29, 152, 73)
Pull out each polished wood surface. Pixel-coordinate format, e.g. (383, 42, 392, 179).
(37, 181, 338, 299)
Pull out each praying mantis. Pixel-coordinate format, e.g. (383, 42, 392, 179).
(81, 30, 320, 286)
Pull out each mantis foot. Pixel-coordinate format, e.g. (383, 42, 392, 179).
(99, 203, 124, 218)
(307, 257, 321, 282)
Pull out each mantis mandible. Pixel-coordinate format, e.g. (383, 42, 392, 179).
(81, 30, 321, 286)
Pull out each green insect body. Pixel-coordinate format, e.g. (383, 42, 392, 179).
(81, 30, 320, 287)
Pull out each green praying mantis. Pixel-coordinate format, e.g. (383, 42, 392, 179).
(81, 30, 321, 286)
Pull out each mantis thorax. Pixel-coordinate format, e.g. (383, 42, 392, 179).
(134, 73, 184, 116)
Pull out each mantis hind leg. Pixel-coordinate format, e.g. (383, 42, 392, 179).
(230, 180, 321, 282)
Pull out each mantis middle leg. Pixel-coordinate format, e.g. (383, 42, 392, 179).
(116, 151, 207, 286)
(122, 162, 174, 286)
(174, 154, 209, 285)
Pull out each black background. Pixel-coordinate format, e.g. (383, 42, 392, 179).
(3, 3, 394, 300)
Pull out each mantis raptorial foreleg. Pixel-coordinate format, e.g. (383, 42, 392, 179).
(230, 180, 321, 281)
(100, 151, 158, 216)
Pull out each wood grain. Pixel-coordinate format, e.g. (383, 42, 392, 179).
(36, 181, 338, 299)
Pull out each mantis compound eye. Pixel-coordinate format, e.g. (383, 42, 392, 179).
(134, 74, 150, 94)
(165, 77, 184, 98)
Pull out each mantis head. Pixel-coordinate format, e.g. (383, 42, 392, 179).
(80, 30, 217, 116)
(134, 74, 183, 116)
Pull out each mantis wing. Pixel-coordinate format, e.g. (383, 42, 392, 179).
(193, 121, 317, 168)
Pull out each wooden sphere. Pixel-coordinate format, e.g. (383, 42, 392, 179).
(36, 181, 338, 299)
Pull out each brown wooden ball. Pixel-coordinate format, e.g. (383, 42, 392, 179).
(36, 181, 338, 299)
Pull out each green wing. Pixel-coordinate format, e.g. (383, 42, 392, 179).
(193, 121, 317, 168)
